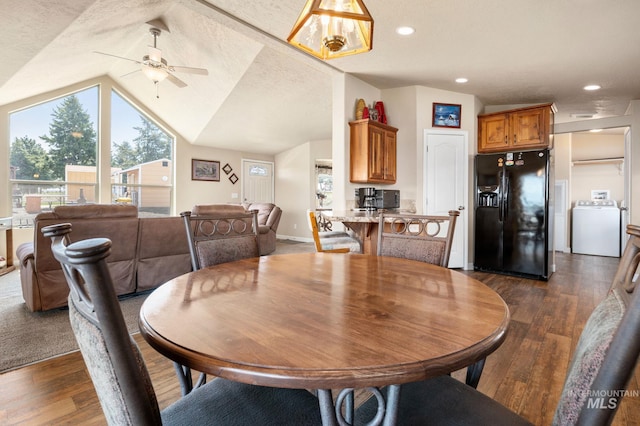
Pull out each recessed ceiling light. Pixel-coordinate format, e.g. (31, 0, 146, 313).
(584, 84, 601, 91)
(589, 129, 603, 133)
(455, 78, 468, 83)
(396, 26, 415, 36)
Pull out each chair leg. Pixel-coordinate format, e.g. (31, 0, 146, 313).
(173, 362, 207, 396)
(465, 358, 486, 389)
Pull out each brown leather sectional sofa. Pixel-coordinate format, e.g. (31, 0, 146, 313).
(17, 202, 282, 312)
(17, 205, 191, 312)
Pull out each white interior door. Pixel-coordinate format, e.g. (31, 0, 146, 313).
(424, 129, 468, 268)
(242, 159, 274, 203)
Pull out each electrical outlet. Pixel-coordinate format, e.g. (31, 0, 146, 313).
(293, 224, 297, 229)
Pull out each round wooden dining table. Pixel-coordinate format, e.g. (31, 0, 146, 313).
(139, 252, 510, 425)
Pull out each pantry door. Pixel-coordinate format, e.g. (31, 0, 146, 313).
(424, 129, 468, 268)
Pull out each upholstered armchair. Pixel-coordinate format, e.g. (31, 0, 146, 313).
(242, 203, 282, 255)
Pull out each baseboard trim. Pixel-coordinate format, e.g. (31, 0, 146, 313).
(277, 235, 313, 243)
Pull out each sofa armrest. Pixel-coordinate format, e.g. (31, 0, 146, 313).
(16, 242, 34, 268)
(265, 206, 282, 231)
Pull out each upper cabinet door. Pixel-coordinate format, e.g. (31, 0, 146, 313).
(510, 107, 550, 149)
(478, 113, 509, 152)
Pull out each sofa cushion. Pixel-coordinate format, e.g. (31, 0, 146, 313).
(136, 217, 192, 291)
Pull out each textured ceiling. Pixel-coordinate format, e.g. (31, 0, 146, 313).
(2, 0, 640, 154)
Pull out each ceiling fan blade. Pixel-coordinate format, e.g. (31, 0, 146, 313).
(148, 46, 162, 63)
(169, 65, 209, 75)
(120, 68, 141, 78)
(93, 51, 141, 64)
(166, 72, 188, 88)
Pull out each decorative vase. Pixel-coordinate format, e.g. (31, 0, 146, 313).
(355, 98, 366, 120)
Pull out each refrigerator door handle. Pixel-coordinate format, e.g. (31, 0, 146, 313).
(503, 172, 510, 220)
(498, 171, 505, 222)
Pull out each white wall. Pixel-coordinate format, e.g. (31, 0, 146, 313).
(275, 141, 311, 240)
(554, 133, 572, 249)
(175, 140, 273, 212)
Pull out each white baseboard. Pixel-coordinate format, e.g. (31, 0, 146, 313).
(277, 235, 313, 243)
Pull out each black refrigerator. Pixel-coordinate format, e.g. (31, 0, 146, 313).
(474, 149, 553, 280)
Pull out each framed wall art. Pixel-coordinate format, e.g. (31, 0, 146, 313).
(432, 103, 461, 128)
(229, 173, 238, 184)
(222, 163, 233, 175)
(191, 159, 220, 181)
(591, 189, 610, 200)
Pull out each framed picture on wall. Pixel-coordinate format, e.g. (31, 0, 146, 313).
(591, 189, 610, 200)
(192, 159, 220, 181)
(432, 103, 461, 128)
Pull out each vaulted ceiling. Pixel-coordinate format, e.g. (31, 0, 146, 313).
(3, 0, 640, 154)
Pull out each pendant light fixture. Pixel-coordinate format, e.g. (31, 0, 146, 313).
(287, 0, 374, 60)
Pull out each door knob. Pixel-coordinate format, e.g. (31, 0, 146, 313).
(458, 206, 465, 210)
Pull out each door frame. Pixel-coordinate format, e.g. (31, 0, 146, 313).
(423, 129, 469, 269)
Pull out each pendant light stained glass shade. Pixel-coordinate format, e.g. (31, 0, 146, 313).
(287, 0, 373, 60)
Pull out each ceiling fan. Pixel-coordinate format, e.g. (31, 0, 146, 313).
(94, 27, 208, 90)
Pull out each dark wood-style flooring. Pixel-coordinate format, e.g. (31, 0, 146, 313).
(0, 252, 638, 425)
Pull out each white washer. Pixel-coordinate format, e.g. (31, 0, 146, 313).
(572, 200, 620, 257)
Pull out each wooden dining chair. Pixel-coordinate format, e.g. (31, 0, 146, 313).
(357, 224, 640, 426)
(181, 206, 260, 271)
(376, 210, 459, 267)
(307, 210, 361, 253)
(375, 210, 489, 387)
(41, 223, 323, 426)
(179, 206, 261, 394)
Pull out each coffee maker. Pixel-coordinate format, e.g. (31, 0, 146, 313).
(355, 187, 377, 210)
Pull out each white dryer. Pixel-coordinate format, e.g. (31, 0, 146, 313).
(572, 200, 620, 257)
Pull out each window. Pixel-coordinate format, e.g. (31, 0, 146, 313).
(8, 85, 175, 226)
(315, 161, 333, 209)
(10, 87, 98, 226)
(111, 91, 173, 215)
(249, 165, 269, 176)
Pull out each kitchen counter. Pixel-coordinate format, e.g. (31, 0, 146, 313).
(320, 209, 416, 255)
(321, 210, 381, 223)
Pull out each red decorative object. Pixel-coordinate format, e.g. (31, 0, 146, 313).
(375, 101, 387, 124)
(362, 106, 369, 119)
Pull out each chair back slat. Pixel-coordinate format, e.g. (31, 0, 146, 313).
(181, 210, 260, 270)
(377, 210, 459, 267)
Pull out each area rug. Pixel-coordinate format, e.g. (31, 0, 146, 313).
(0, 268, 147, 373)
(0, 240, 314, 373)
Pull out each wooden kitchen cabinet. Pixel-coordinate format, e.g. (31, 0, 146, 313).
(478, 103, 555, 153)
(349, 119, 398, 184)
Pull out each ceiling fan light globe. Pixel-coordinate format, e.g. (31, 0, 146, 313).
(142, 65, 168, 83)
